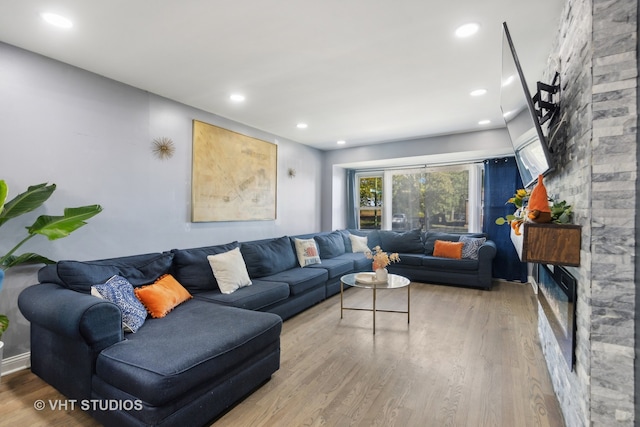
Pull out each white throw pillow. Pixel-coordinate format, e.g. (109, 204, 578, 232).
(349, 233, 369, 253)
(207, 247, 252, 294)
(294, 238, 321, 267)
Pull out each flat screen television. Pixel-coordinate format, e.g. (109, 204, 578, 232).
(500, 22, 554, 188)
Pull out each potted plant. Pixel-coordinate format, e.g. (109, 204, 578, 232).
(0, 180, 102, 377)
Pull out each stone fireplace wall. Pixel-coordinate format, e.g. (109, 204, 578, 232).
(538, 0, 638, 425)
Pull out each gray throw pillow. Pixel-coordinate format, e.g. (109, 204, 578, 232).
(459, 236, 486, 260)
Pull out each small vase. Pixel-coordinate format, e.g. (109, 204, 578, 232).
(375, 268, 388, 282)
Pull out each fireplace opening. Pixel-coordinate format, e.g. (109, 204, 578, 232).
(536, 263, 577, 370)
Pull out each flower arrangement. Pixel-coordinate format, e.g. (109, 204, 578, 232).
(366, 246, 400, 270)
(507, 188, 530, 209)
(494, 188, 529, 234)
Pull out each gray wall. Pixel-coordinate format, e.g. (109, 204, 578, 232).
(0, 42, 324, 358)
(538, 0, 639, 425)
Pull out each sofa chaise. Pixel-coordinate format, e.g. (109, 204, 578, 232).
(18, 228, 495, 426)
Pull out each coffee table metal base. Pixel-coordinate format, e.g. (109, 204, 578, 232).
(340, 273, 410, 334)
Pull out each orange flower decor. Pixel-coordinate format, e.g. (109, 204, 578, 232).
(366, 246, 400, 270)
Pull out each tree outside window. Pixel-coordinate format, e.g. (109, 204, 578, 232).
(358, 176, 382, 229)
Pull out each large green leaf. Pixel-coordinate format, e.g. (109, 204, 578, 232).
(27, 204, 103, 240)
(1, 253, 56, 269)
(0, 180, 7, 213)
(0, 314, 8, 338)
(0, 183, 56, 227)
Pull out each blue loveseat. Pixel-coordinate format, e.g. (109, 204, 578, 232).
(18, 229, 495, 426)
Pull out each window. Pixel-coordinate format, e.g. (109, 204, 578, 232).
(358, 175, 383, 229)
(353, 163, 483, 232)
(421, 166, 469, 233)
(391, 169, 425, 231)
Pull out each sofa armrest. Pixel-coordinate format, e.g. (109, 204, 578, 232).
(477, 240, 497, 288)
(477, 240, 497, 261)
(18, 283, 123, 353)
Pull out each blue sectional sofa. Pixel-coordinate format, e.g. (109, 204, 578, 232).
(18, 228, 495, 427)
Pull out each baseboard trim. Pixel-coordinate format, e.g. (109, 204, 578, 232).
(1, 352, 30, 376)
(528, 274, 537, 293)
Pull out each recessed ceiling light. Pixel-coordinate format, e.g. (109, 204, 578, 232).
(455, 23, 479, 38)
(470, 89, 487, 97)
(296, 123, 308, 129)
(478, 119, 491, 125)
(337, 140, 346, 145)
(229, 94, 245, 102)
(41, 12, 73, 29)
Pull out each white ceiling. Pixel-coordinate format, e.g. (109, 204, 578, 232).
(0, 0, 563, 151)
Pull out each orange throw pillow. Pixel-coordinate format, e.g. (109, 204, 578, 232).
(433, 240, 464, 259)
(134, 274, 192, 318)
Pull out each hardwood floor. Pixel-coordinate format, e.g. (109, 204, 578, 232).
(0, 281, 564, 427)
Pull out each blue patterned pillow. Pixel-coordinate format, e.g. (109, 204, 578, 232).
(92, 275, 147, 333)
(459, 236, 486, 260)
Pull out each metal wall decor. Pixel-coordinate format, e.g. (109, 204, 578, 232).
(152, 137, 175, 159)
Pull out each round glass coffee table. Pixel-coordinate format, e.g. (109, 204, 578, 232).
(340, 272, 410, 334)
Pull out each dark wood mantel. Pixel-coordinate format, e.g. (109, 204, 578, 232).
(511, 222, 581, 267)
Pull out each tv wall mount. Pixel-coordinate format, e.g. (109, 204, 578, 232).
(533, 71, 560, 125)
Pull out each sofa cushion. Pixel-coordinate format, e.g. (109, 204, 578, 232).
(48, 252, 174, 294)
(349, 233, 369, 253)
(460, 236, 487, 260)
(307, 257, 353, 279)
(207, 247, 252, 294)
(171, 242, 239, 293)
(193, 279, 289, 310)
(342, 229, 381, 252)
(293, 238, 321, 267)
(337, 229, 354, 252)
(134, 274, 193, 318)
(95, 300, 282, 407)
(335, 252, 372, 271)
(259, 267, 327, 296)
(422, 256, 478, 271)
(433, 240, 464, 259)
(394, 253, 424, 267)
(424, 232, 485, 255)
(379, 229, 424, 253)
(241, 237, 298, 278)
(92, 275, 147, 333)
(314, 232, 346, 259)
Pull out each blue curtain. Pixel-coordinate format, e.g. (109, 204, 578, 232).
(483, 157, 527, 282)
(346, 169, 358, 229)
